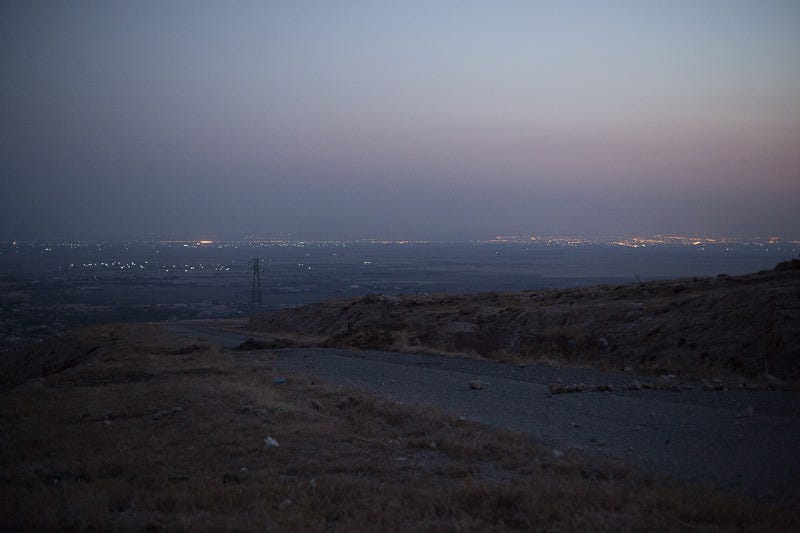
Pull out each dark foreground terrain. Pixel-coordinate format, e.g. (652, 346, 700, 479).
(2, 324, 798, 531)
(253, 262, 800, 381)
(170, 323, 800, 503)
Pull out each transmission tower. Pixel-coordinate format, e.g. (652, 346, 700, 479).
(248, 258, 263, 316)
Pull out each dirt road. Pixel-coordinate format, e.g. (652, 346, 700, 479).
(168, 323, 800, 502)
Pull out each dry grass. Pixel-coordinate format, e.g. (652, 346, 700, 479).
(0, 324, 796, 531)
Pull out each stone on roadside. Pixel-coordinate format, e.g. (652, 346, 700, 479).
(626, 380, 643, 391)
(468, 380, 487, 390)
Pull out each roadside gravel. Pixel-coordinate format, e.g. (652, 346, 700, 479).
(168, 323, 800, 503)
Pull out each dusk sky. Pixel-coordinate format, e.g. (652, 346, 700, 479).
(2, 1, 799, 241)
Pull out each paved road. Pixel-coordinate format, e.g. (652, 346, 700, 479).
(167, 323, 800, 503)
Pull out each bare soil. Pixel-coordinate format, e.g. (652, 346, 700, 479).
(2, 324, 797, 530)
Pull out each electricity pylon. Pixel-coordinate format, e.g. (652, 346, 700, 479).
(248, 258, 262, 316)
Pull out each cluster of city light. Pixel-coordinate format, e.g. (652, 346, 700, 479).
(491, 235, 606, 245)
(608, 235, 790, 248)
(483, 234, 793, 248)
(65, 261, 146, 270)
(62, 261, 232, 273)
(1, 234, 797, 253)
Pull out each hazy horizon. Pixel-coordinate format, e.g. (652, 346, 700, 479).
(3, 2, 799, 241)
(3, 233, 798, 247)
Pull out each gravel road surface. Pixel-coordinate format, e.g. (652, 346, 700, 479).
(168, 324, 800, 503)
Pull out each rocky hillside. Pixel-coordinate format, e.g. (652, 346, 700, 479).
(253, 261, 800, 380)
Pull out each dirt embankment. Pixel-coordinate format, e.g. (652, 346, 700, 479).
(253, 263, 800, 380)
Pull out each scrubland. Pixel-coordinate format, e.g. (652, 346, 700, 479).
(1, 323, 797, 530)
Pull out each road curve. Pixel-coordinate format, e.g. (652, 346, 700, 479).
(167, 323, 800, 503)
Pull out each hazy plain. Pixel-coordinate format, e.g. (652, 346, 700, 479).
(1, 239, 796, 345)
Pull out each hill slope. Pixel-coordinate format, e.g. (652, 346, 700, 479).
(253, 263, 800, 380)
(8, 324, 798, 529)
